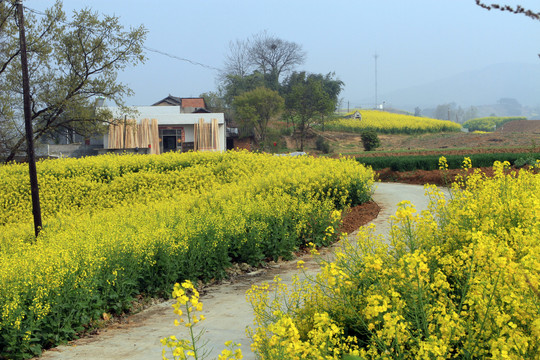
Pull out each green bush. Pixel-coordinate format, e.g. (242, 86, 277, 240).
(356, 152, 540, 171)
(360, 130, 380, 151)
(514, 156, 536, 168)
(315, 136, 331, 154)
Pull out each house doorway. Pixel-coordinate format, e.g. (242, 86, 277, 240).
(162, 136, 177, 152)
(159, 128, 183, 153)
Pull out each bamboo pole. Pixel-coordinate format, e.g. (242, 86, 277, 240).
(151, 119, 159, 154)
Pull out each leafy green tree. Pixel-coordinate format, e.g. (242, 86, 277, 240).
(282, 71, 343, 150)
(233, 87, 284, 142)
(0, 1, 147, 162)
(220, 71, 266, 108)
(199, 91, 227, 113)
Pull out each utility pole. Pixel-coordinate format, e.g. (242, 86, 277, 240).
(374, 53, 379, 109)
(123, 115, 127, 150)
(17, 0, 42, 238)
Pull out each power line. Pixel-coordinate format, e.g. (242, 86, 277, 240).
(23, 4, 221, 72)
(143, 46, 221, 71)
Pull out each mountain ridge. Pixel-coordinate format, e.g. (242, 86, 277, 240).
(361, 62, 540, 112)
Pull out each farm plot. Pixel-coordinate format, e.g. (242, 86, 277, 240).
(0, 151, 375, 359)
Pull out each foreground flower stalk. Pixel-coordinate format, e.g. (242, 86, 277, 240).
(161, 280, 242, 360)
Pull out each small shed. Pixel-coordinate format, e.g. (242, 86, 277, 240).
(346, 111, 362, 120)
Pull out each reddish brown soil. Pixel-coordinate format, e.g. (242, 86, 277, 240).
(498, 120, 540, 133)
(339, 201, 380, 234)
(375, 167, 488, 186)
(376, 166, 538, 186)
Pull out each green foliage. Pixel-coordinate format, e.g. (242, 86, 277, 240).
(356, 152, 540, 171)
(233, 87, 284, 142)
(462, 116, 527, 132)
(360, 130, 380, 151)
(0, 2, 147, 162)
(514, 156, 537, 168)
(199, 91, 227, 114)
(282, 71, 344, 150)
(221, 72, 266, 107)
(315, 135, 331, 154)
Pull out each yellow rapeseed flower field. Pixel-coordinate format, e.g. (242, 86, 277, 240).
(248, 161, 540, 359)
(0, 150, 375, 358)
(326, 110, 461, 134)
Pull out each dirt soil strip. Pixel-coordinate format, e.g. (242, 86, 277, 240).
(38, 183, 441, 360)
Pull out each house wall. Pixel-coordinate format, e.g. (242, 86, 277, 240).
(45, 144, 98, 158)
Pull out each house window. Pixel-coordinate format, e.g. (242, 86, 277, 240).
(159, 128, 183, 153)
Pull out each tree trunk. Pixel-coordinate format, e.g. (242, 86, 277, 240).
(4, 137, 25, 163)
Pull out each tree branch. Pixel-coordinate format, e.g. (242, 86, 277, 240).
(475, 1, 540, 20)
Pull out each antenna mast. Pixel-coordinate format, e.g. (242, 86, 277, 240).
(374, 53, 379, 109)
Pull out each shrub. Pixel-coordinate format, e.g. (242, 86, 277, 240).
(360, 130, 380, 151)
(315, 136, 331, 154)
(514, 156, 536, 168)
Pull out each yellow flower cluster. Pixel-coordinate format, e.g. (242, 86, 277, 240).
(0, 151, 375, 358)
(247, 162, 539, 359)
(327, 110, 461, 134)
(247, 275, 360, 359)
(161, 280, 242, 360)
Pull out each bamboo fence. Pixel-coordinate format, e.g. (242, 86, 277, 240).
(194, 118, 220, 151)
(107, 118, 160, 154)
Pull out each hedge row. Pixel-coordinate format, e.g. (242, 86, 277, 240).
(356, 152, 540, 171)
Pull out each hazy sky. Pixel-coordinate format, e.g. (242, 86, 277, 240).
(26, 1, 540, 108)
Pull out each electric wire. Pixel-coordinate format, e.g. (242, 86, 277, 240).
(22, 4, 221, 72)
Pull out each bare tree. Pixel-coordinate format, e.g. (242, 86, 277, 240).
(221, 31, 306, 92)
(222, 39, 253, 78)
(248, 31, 306, 89)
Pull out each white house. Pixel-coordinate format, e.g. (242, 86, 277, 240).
(101, 98, 226, 154)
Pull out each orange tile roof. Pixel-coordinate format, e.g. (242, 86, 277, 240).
(181, 98, 206, 108)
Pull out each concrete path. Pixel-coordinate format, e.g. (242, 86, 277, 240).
(39, 183, 443, 360)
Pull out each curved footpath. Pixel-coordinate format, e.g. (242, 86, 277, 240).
(39, 183, 445, 360)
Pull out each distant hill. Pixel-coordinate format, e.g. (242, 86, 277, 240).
(372, 63, 540, 111)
